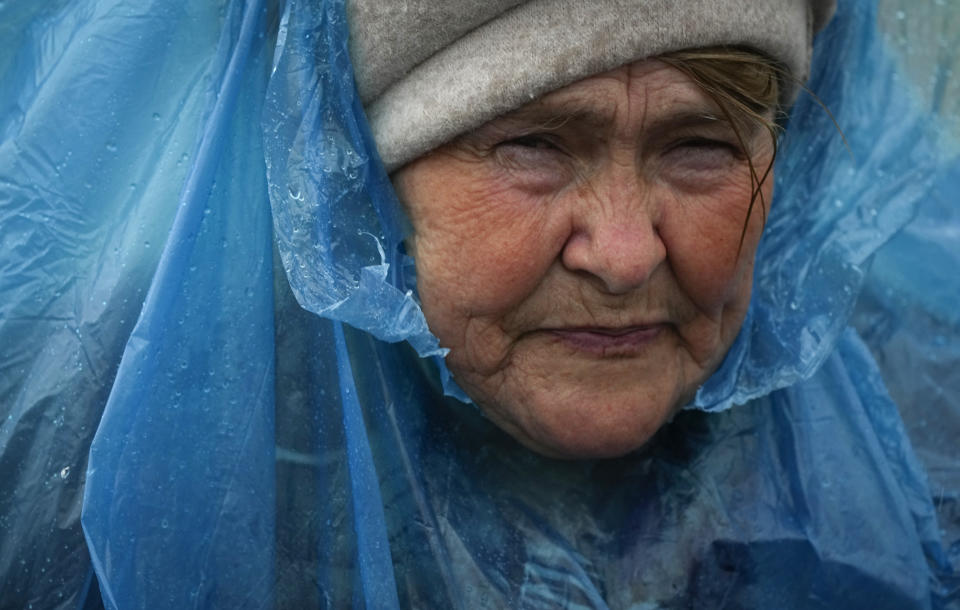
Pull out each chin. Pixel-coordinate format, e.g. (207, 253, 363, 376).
(483, 391, 683, 460)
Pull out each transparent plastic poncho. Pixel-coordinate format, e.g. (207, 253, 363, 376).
(0, 0, 957, 608)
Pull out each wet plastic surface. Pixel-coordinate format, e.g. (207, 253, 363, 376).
(0, 1, 244, 607)
(0, 0, 957, 608)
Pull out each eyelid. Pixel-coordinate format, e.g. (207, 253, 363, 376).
(491, 131, 578, 191)
(674, 136, 736, 147)
(503, 136, 560, 151)
(669, 136, 745, 157)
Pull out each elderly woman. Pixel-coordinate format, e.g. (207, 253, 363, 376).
(2, 0, 957, 608)
(351, 2, 811, 462)
(390, 53, 780, 459)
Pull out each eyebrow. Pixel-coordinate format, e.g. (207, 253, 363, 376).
(495, 98, 733, 137)
(498, 103, 616, 132)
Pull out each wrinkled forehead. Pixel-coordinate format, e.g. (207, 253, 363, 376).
(477, 61, 733, 138)
(347, 0, 835, 171)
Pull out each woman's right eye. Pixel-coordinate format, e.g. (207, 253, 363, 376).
(493, 135, 572, 191)
(501, 135, 558, 150)
(495, 134, 567, 164)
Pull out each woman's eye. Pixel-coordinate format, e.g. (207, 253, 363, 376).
(495, 135, 565, 160)
(492, 134, 572, 191)
(665, 138, 742, 170)
(502, 135, 558, 150)
(495, 134, 567, 169)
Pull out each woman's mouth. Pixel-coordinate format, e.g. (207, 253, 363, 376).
(548, 325, 664, 357)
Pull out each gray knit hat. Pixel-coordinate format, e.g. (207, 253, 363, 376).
(348, 0, 836, 171)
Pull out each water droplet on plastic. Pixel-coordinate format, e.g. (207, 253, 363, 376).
(160, 519, 170, 529)
(789, 300, 799, 311)
(60, 466, 70, 479)
(144, 241, 151, 248)
(106, 141, 118, 152)
(152, 112, 160, 121)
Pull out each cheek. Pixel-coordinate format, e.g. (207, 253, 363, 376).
(400, 167, 564, 344)
(660, 176, 769, 313)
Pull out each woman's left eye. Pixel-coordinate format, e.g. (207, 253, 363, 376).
(665, 138, 743, 170)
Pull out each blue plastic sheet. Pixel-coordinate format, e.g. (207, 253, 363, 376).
(80, 1, 279, 608)
(1, 1, 264, 607)
(0, 0, 957, 608)
(854, 162, 960, 587)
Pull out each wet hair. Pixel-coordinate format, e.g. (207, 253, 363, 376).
(658, 47, 783, 251)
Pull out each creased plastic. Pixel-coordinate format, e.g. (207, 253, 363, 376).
(0, 0, 957, 608)
(848, 6, 960, 588)
(0, 1, 252, 608)
(262, 0, 444, 361)
(853, 147, 960, 601)
(80, 1, 279, 608)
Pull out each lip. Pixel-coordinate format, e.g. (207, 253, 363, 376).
(547, 325, 664, 357)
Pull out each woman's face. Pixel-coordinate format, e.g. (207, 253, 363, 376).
(393, 59, 774, 459)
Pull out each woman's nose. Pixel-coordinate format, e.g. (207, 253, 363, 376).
(560, 190, 666, 295)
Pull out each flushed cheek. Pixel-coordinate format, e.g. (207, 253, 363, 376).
(415, 190, 561, 316)
(654, 187, 767, 369)
(666, 231, 747, 312)
(662, 186, 767, 312)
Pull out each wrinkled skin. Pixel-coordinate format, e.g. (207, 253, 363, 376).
(393, 60, 774, 459)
